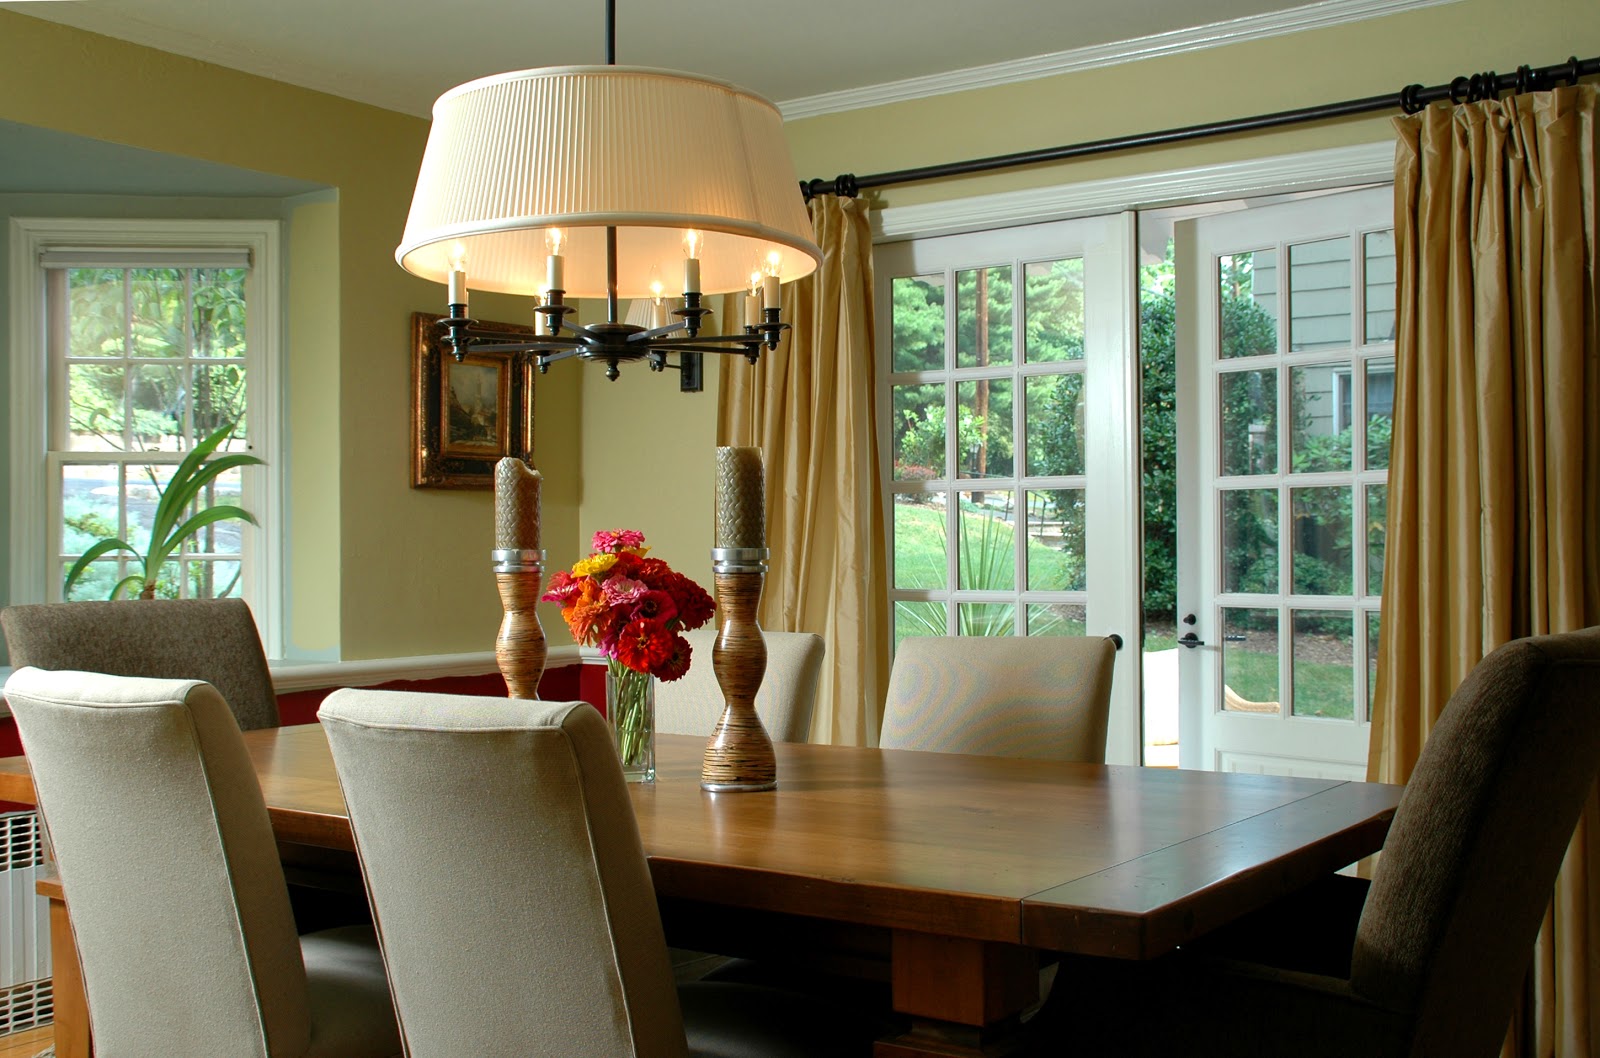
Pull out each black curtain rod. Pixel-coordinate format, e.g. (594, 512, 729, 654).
(800, 54, 1600, 200)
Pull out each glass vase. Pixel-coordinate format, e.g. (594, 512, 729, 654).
(606, 660, 656, 783)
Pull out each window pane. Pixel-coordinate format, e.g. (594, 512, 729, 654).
(123, 464, 178, 557)
(1222, 607, 1279, 713)
(193, 363, 249, 444)
(1288, 236, 1352, 352)
(1366, 483, 1387, 596)
(958, 490, 1015, 591)
(894, 601, 947, 649)
(67, 363, 127, 451)
(61, 559, 123, 602)
(1027, 603, 1086, 637)
(1026, 489, 1085, 591)
(1220, 369, 1276, 475)
(129, 268, 187, 358)
(958, 603, 1015, 636)
(1219, 250, 1277, 359)
(1292, 609, 1354, 720)
(1365, 356, 1395, 470)
(186, 559, 243, 599)
(1291, 486, 1353, 595)
(1290, 364, 1352, 473)
(67, 268, 125, 358)
(1222, 488, 1278, 593)
(892, 274, 946, 372)
(956, 265, 1013, 368)
(129, 363, 184, 450)
(957, 378, 1013, 478)
(1363, 231, 1396, 343)
(892, 383, 945, 481)
(60, 464, 121, 554)
(893, 493, 946, 590)
(189, 466, 246, 557)
(192, 267, 247, 358)
(1023, 258, 1084, 362)
(1025, 372, 1084, 477)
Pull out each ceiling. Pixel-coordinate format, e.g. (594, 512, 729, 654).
(3, 0, 1328, 117)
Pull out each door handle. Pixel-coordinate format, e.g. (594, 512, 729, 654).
(1178, 632, 1206, 649)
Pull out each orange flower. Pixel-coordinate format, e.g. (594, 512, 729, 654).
(564, 578, 611, 645)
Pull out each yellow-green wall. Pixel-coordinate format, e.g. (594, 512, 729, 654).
(3, 0, 1592, 660)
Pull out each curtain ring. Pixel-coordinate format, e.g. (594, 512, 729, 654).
(1449, 76, 1471, 104)
(835, 174, 860, 199)
(1400, 83, 1426, 114)
(1514, 65, 1534, 95)
(1565, 56, 1583, 86)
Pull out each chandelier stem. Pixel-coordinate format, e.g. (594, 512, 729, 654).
(604, 0, 616, 65)
(605, 225, 620, 322)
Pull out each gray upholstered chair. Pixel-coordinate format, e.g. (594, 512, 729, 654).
(656, 628, 825, 743)
(1, 598, 279, 730)
(3, 668, 400, 1057)
(319, 689, 869, 1058)
(879, 635, 1116, 762)
(1042, 625, 1600, 1058)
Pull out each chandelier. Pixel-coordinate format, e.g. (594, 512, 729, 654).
(394, 5, 821, 381)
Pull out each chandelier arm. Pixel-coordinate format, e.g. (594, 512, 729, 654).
(535, 347, 587, 367)
(643, 332, 771, 348)
(626, 322, 690, 341)
(666, 344, 765, 356)
(465, 338, 584, 355)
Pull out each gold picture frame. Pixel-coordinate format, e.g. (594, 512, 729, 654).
(410, 311, 535, 489)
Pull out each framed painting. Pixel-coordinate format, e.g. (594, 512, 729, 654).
(410, 311, 535, 489)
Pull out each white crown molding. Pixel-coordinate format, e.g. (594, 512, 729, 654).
(269, 644, 598, 694)
(778, 0, 1459, 121)
(871, 141, 1396, 243)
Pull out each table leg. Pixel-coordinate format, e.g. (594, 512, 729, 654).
(46, 894, 92, 1058)
(875, 930, 1039, 1058)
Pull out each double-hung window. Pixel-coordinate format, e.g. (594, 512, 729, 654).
(9, 219, 280, 647)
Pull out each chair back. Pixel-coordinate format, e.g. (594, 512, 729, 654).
(655, 628, 825, 743)
(879, 635, 1116, 761)
(319, 690, 687, 1058)
(1, 598, 279, 730)
(3, 668, 310, 1057)
(1349, 626, 1600, 1057)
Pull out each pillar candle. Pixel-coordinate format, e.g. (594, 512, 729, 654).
(494, 458, 542, 551)
(715, 446, 765, 549)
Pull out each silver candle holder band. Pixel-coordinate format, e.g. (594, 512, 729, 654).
(711, 547, 769, 574)
(492, 548, 547, 573)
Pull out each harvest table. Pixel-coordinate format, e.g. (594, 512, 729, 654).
(0, 729, 1401, 1057)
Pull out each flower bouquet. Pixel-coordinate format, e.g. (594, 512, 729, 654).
(542, 529, 716, 780)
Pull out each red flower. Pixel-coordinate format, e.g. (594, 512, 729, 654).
(614, 617, 674, 674)
(656, 634, 693, 682)
(665, 572, 716, 629)
(633, 557, 673, 588)
(610, 551, 643, 579)
(632, 589, 678, 624)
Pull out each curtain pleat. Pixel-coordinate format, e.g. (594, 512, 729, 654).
(717, 196, 890, 745)
(1371, 84, 1600, 1058)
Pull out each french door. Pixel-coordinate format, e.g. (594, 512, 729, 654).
(1174, 187, 1394, 776)
(875, 213, 1142, 763)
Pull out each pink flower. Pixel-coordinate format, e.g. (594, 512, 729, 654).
(541, 570, 581, 603)
(592, 529, 647, 554)
(602, 576, 649, 608)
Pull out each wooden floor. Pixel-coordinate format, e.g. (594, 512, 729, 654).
(0, 1025, 51, 1058)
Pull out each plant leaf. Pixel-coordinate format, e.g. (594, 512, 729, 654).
(151, 507, 258, 575)
(63, 538, 139, 594)
(153, 452, 264, 551)
(108, 574, 148, 600)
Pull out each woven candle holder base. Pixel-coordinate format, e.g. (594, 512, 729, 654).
(701, 560, 776, 792)
(493, 548, 547, 701)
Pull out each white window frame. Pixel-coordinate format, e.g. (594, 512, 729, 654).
(8, 218, 282, 657)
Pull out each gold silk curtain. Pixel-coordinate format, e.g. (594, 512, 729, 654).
(1370, 85, 1600, 1057)
(717, 195, 890, 746)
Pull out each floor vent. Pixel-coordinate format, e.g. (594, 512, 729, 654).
(0, 812, 52, 1035)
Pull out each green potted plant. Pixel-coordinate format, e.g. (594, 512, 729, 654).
(63, 423, 264, 600)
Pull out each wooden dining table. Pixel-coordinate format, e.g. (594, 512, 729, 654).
(0, 728, 1402, 1058)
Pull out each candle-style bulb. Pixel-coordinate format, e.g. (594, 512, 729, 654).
(545, 228, 565, 294)
(761, 252, 781, 310)
(448, 246, 468, 308)
(683, 229, 702, 294)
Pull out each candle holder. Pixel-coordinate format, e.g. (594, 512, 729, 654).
(701, 547, 777, 792)
(492, 548, 548, 700)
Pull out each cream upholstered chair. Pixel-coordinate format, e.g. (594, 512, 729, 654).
(879, 635, 1116, 761)
(2, 668, 399, 1058)
(1041, 625, 1600, 1058)
(319, 689, 869, 1058)
(2, 598, 279, 730)
(656, 629, 825, 742)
